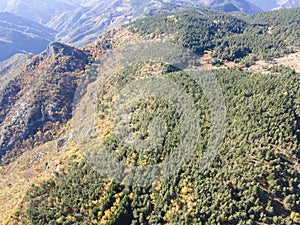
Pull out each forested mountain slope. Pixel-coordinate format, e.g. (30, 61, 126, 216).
(0, 7, 300, 225)
(13, 68, 300, 225)
(244, 7, 300, 46)
(0, 42, 88, 162)
(129, 8, 299, 65)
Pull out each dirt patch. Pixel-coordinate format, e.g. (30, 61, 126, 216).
(274, 51, 300, 73)
(247, 51, 300, 74)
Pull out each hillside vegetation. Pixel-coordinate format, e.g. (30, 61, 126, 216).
(129, 8, 299, 65)
(1, 7, 300, 225)
(13, 66, 300, 225)
(0, 42, 88, 162)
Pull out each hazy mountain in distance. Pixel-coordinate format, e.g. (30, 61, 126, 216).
(1, 0, 80, 24)
(248, 0, 300, 11)
(0, 1, 6, 11)
(80, 0, 262, 12)
(0, 12, 56, 61)
(207, 0, 262, 13)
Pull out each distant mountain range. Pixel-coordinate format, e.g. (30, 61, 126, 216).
(248, 0, 300, 11)
(0, 12, 56, 61)
(0, 0, 80, 24)
(204, 0, 263, 13)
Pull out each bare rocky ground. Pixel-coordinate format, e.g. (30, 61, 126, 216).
(275, 51, 300, 72)
(247, 51, 300, 73)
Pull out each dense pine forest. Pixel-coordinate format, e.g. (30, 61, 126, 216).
(129, 8, 300, 65)
(13, 67, 300, 225)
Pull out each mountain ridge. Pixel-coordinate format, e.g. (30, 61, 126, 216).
(0, 41, 88, 162)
